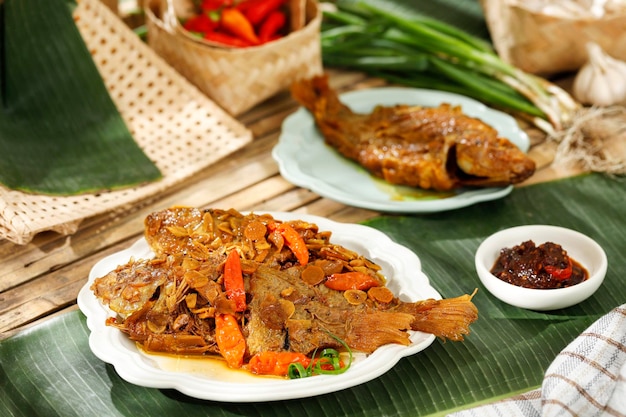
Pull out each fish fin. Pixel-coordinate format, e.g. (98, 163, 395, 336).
(406, 291, 479, 341)
(346, 311, 414, 353)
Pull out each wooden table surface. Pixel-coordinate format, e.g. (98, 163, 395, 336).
(0, 69, 588, 340)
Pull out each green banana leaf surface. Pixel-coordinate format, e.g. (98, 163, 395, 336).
(0, 0, 161, 195)
(1, 173, 625, 417)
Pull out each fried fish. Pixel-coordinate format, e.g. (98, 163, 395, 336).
(92, 207, 478, 375)
(290, 74, 536, 191)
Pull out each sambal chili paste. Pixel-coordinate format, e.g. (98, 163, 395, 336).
(490, 240, 589, 289)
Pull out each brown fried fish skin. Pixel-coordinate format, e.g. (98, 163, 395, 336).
(290, 74, 535, 191)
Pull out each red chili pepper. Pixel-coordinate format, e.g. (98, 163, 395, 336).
(545, 259, 573, 280)
(324, 271, 381, 291)
(215, 314, 246, 368)
(259, 10, 286, 43)
(268, 222, 309, 265)
(234, 0, 261, 13)
(224, 249, 246, 311)
(248, 351, 311, 376)
(182, 13, 217, 34)
(200, 0, 233, 11)
(220, 7, 260, 45)
(243, 0, 286, 26)
(204, 31, 254, 47)
(247, 351, 343, 376)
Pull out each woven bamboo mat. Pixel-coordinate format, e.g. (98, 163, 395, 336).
(0, 0, 252, 245)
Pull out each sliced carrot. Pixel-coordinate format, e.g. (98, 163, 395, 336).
(301, 264, 325, 285)
(324, 271, 381, 291)
(248, 351, 310, 376)
(214, 313, 246, 368)
(223, 249, 246, 312)
(268, 222, 309, 266)
(243, 220, 267, 241)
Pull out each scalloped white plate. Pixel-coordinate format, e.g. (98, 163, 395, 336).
(272, 87, 530, 213)
(77, 212, 441, 402)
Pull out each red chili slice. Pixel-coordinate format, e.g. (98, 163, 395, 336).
(544, 259, 573, 280)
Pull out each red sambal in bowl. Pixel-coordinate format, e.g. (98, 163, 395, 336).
(475, 225, 607, 311)
(490, 240, 589, 289)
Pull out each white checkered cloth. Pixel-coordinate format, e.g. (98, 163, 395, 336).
(448, 304, 626, 417)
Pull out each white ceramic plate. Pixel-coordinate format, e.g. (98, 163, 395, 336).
(272, 87, 530, 213)
(78, 212, 441, 402)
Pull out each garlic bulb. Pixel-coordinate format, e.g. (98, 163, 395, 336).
(572, 42, 626, 106)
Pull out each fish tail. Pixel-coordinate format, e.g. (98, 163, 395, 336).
(291, 74, 338, 115)
(290, 74, 361, 158)
(345, 311, 415, 353)
(406, 290, 479, 341)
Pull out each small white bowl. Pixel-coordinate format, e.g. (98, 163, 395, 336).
(475, 225, 608, 311)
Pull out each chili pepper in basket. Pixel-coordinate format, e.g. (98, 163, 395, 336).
(201, 0, 233, 11)
(204, 31, 254, 47)
(234, 0, 258, 13)
(242, 0, 286, 26)
(183, 13, 218, 34)
(259, 9, 286, 43)
(220, 7, 260, 45)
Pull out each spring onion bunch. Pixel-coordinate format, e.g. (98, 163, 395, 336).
(320, 1, 580, 133)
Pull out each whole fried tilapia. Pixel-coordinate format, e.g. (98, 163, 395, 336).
(290, 75, 536, 191)
(92, 207, 478, 372)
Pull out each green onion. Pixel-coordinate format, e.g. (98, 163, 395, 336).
(287, 362, 310, 379)
(314, 348, 349, 375)
(321, 0, 580, 133)
(286, 333, 353, 379)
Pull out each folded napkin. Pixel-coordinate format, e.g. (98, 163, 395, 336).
(449, 304, 626, 417)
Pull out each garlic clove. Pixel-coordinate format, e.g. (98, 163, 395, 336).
(572, 42, 626, 106)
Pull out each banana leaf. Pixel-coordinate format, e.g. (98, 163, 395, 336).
(0, 0, 161, 195)
(1, 173, 625, 417)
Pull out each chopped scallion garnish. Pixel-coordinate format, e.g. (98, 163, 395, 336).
(287, 333, 353, 379)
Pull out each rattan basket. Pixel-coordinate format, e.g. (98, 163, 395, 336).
(0, 0, 252, 245)
(145, 0, 323, 116)
(482, 0, 626, 75)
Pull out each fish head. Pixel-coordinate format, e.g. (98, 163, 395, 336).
(453, 135, 536, 187)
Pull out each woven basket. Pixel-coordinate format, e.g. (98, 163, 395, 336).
(0, 0, 252, 245)
(481, 0, 626, 75)
(145, 0, 323, 116)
